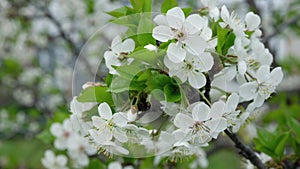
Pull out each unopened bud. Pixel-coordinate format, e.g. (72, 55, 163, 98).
(127, 105, 138, 122)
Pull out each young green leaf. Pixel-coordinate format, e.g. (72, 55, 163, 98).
(161, 0, 178, 13)
(77, 86, 113, 106)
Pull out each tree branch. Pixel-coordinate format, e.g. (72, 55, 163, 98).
(224, 129, 267, 169)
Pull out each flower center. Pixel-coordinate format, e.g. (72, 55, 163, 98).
(258, 83, 274, 98)
(118, 52, 128, 61)
(246, 58, 260, 70)
(192, 121, 210, 134)
(172, 28, 187, 42)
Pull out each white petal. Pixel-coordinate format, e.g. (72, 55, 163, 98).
(238, 61, 247, 75)
(221, 6, 230, 22)
(185, 14, 206, 34)
(225, 93, 239, 112)
(185, 36, 206, 55)
(113, 128, 128, 143)
(192, 102, 210, 122)
(166, 7, 185, 30)
(259, 49, 273, 66)
(210, 7, 220, 20)
(174, 113, 194, 130)
(196, 52, 214, 72)
(207, 118, 227, 133)
(269, 67, 283, 85)
(164, 55, 179, 69)
(188, 71, 206, 89)
(111, 36, 123, 53)
(170, 67, 188, 83)
(121, 39, 135, 53)
(253, 94, 265, 107)
(91, 116, 106, 129)
(167, 42, 186, 63)
(56, 155, 67, 166)
(152, 25, 173, 42)
(210, 101, 225, 118)
(98, 102, 112, 120)
(153, 14, 168, 25)
(112, 113, 127, 127)
(239, 81, 258, 101)
(50, 123, 63, 137)
(256, 65, 270, 83)
(245, 12, 261, 30)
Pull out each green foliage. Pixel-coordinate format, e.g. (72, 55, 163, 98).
(77, 86, 114, 106)
(161, 0, 178, 13)
(254, 129, 290, 161)
(215, 23, 236, 56)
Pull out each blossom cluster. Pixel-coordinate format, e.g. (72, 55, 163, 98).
(46, 0, 283, 167)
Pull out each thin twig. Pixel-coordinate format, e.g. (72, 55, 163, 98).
(225, 129, 267, 169)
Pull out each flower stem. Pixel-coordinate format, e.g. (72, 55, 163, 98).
(224, 129, 267, 169)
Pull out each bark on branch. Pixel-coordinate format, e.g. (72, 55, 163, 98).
(225, 129, 267, 169)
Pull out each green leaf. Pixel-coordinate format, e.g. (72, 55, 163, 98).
(106, 6, 130, 18)
(87, 159, 106, 169)
(222, 32, 236, 55)
(164, 84, 181, 102)
(287, 117, 300, 142)
(77, 86, 113, 106)
(127, 48, 164, 65)
(182, 8, 192, 17)
(130, 0, 152, 13)
(108, 76, 146, 93)
(274, 132, 289, 160)
(161, 0, 178, 13)
(146, 71, 171, 91)
(216, 25, 230, 55)
(137, 14, 156, 45)
(85, 0, 95, 14)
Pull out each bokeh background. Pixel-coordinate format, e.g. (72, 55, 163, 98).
(0, 0, 300, 168)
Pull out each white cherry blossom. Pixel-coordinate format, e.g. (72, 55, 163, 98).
(41, 150, 68, 169)
(67, 135, 97, 167)
(174, 102, 227, 144)
(239, 65, 283, 110)
(152, 7, 208, 63)
(245, 12, 261, 31)
(164, 52, 213, 89)
(201, 0, 219, 20)
(90, 102, 128, 144)
(104, 36, 135, 74)
(50, 119, 74, 150)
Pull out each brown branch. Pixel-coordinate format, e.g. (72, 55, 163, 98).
(225, 129, 267, 169)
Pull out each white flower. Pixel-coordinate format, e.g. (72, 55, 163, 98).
(104, 36, 135, 74)
(232, 112, 250, 133)
(67, 136, 97, 167)
(229, 37, 273, 75)
(239, 65, 283, 110)
(164, 52, 213, 89)
(174, 102, 227, 144)
(245, 12, 261, 31)
(201, 0, 219, 20)
(50, 119, 74, 150)
(152, 7, 208, 63)
(220, 6, 248, 43)
(211, 93, 240, 131)
(90, 102, 128, 143)
(41, 150, 68, 169)
(89, 129, 129, 155)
